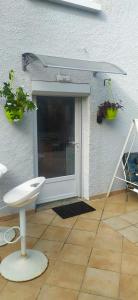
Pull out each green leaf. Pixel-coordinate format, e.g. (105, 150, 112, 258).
(9, 69, 14, 81)
(0, 69, 37, 121)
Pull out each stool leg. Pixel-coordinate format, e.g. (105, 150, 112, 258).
(19, 208, 26, 256)
(1, 208, 48, 281)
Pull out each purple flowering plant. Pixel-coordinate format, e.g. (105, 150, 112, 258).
(97, 100, 124, 124)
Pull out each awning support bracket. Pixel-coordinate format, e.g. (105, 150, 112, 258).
(22, 53, 46, 71)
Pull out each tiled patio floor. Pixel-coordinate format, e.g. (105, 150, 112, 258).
(0, 191, 138, 299)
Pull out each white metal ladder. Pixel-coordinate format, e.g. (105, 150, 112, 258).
(107, 119, 138, 197)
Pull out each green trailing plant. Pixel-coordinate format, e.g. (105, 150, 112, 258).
(0, 70, 36, 122)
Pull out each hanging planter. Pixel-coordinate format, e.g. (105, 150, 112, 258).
(105, 107, 118, 120)
(97, 101, 123, 124)
(97, 79, 124, 124)
(4, 107, 24, 123)
(0, 70, 37, 123)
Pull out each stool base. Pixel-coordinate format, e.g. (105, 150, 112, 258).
(0, 227, 15, 246)
(0, 249, 48, 281)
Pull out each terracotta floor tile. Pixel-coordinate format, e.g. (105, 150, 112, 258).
(34, 239, 63, 259)
(0, 217, 19, 227)
(78, 292, 115, 300)
(102, 211, 122, 219)
(94, 230, 123, 252)
(104, 203, 126, 214)
(121, 253, 138, 275)
(0, 281, 40, 300)
(126, 204, 138, 212)
(98, 223, 120, 236)
(106, 193, 127, 204)
(0, 259, 55, 291)
(101, 211, 122, 220)
(82, 267, 120, 298)
(66, 229, 95, 247)
(22, 259, 56, 289)
(47, 261, 85, 290)
(58, 243, 91, 265)
(135, 242, 138, 246)
(121, 210, 138, 224)
(102, 203, 126, 220)
(89, 248, 122, 272)
(26, 222, 47, 238)
(123, 237, 138, 256)
(28, 211, 55, 225)
(103, 216, 131, 230)
(119, 273, 138, 300)
(0, 277, 7, 292)
(79, 209, 103, 220)
(37, 285, 78, 300)
(74, 218, 99, 233)
(119, 226, 138, 243)
(41, 208, 56, 215)
(127, 191, 138, 201)
(41, 225, 70, 242)
(126, 193, 138, 212)
(90, 199, 106, 210)
(51, 215, 77, 228)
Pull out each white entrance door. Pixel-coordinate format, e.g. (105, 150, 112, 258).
(35, 96, 81, 204)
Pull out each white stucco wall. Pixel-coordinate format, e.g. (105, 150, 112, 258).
(0, 0, 138, 211)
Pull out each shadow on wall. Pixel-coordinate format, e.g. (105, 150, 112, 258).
(28, 0, 107, 21)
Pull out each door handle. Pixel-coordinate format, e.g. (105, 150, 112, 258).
(68, 141, 79, 146)
(68, 141, 75, 145)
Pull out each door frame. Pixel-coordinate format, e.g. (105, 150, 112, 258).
(32, 95, 82, 203)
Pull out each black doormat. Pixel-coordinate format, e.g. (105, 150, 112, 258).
(52, 201, 96, 219)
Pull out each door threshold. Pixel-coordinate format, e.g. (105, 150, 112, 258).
(36, 197, 82, 212)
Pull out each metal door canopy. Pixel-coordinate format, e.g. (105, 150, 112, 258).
(22, 53, 127, 76)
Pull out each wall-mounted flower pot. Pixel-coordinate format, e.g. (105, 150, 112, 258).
(4, 108, 24, 124)
(105, 108, 118, 120)
(0, 70, 37, 125)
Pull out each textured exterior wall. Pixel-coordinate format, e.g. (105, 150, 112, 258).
(0, 0, 138, 211)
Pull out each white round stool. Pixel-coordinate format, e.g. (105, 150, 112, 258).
(0, 177, 48, 282)
(0, 163, 15, 246)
